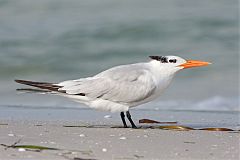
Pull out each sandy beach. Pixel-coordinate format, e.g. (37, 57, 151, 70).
(0, 120, 239, 160)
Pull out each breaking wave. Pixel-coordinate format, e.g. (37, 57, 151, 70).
(140, 96, 239, 112)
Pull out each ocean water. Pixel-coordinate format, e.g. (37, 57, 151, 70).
(0, 0, 239, 117)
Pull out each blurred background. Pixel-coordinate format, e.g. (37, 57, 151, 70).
(0, 0, 239, 118)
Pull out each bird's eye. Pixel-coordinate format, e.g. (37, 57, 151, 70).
(169, 59, 177, 63)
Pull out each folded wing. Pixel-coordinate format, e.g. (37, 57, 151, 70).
(58, 67, 156, 104)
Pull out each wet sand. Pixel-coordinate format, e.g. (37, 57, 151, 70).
(0, 120, 239, 160)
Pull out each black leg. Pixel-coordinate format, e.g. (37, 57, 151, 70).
(120, 112, 128, 128)
(126, 111, 137, 128)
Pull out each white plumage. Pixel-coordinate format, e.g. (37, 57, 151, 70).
(15, 55, 210, 128)
(57, 57, 181, 112)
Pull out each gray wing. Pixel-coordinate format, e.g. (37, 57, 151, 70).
(58, 65, 156, 104)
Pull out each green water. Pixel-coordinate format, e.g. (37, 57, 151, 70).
(0, 0, 238, 111)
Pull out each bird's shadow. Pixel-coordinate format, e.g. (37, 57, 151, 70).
(63, 124, 156, 129)
(62, 124, 239, 132)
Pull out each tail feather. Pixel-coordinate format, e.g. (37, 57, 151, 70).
(15, 79, 63, 92)
(16, 88, 54, 94)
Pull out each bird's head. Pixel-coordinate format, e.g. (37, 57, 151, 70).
(149, 55, 211, 72)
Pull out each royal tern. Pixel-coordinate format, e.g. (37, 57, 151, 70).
(15, 56, 210, 128)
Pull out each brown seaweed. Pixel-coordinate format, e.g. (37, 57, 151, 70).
(139, 119, 177, 124)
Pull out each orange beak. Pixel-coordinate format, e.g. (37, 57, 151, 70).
(179, 60, 211, 69)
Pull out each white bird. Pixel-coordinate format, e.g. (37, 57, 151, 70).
(15, 56, 210, 128)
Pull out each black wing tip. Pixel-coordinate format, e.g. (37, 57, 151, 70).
(15, 79, 32, 85)
(14, 79, 62, 92)
(15, 79, 50, 84)
(15, 79, 25, 84)
(15, 79, 24, 83)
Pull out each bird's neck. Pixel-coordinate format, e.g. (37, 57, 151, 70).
(148, 60, 180, 79)
(148, 61, 179, 91)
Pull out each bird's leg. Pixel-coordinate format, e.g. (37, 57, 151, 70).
(126, 111, 137, 128)
(120, 112, 128, 128)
